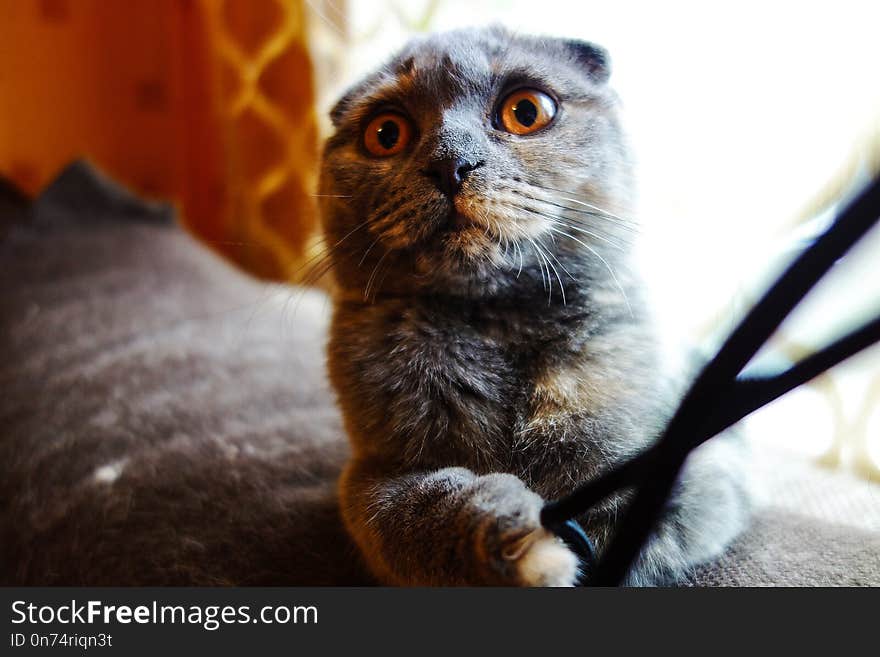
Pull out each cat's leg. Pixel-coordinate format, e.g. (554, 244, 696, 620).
(339, 461, 579, 586)
(622, 434, 751, 586)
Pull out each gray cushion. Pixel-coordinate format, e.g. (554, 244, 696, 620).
(1, 162, 369, 585)
(689, 509, 880, 586)
(2, 162, 877, 586)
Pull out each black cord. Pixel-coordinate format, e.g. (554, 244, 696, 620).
(705, 313, 880, 442)
(542, 174, 880, 586)
(547, 519, 597, 585)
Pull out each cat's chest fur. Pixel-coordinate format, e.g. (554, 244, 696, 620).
(327, 293, 643, 484)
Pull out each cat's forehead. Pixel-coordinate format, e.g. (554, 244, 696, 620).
(332, 28, 595, 126)
(395, 31, 502, 82)
(387, 30, 567, 101)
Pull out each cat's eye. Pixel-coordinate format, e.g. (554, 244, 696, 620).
(363, 112, 412, 157)
(497, 89, 557, 135)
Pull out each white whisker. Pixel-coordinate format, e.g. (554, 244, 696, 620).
(535, 237, 567, 305)
(364, 249, 391, 301)
(526, 237, 554, 302)
(515, 239, 524, 278)
(550, 218, 626, 251)
(509, 201, 627, 250)
(358, 236, 383, 267)
(532, 184, 634, 223)
(546, 227, 634, 318)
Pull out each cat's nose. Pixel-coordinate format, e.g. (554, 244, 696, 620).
(425, 157, 482, 198)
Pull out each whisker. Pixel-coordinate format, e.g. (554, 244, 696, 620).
(528, 195, 639, 232)
(287, 238, 360, 319)
(563, 222, 628, 250)
(292, 218, 372, 284)
(484, 236, 501, 280)
(358, 236, 383, 267)
(550, 218, 629, 251)
(364, 249, 391, 301)
(535, 237, 566, 305)
(201, 240, 264, 247)
(500, 230, 510, 259)
(515, 239, 524, 278)
(508, 201, 628, 250)
(526, 237, 552, 300)
(510, 186, 640, 234)
(529, 184, 635, 224)
(293, 249, 335, 286)
(300, 255, 336, 287)
(504, 183, 634, 224)
(523, 237, 544, 289)
(552, 211, 639, 242)
(369, 256, 395, 303)
(546, 226, 634, 318)
(341, 222, 373, 248)
(541, 237, 577, 282)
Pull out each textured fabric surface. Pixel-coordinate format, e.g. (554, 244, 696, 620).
(750, 446, 880, 534)
(685, 448, 880, 586)
(0, 162, 369, 585)
(689, 507, 880, 586)
(1, 162, 877, 586)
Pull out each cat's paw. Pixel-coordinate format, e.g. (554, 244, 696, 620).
(467, 473, 579, 586)
(504, 528, 579, 587)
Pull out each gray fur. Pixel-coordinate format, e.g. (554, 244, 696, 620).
(320, 26, 749, 586)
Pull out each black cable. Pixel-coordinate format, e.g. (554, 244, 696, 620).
(541, 174, 880, 586)
(676, 175, 880, 405)
(704, 313, 880, 442)
(540, 444, 658, 527)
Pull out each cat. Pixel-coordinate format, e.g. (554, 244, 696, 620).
(318, 25, 749, 586)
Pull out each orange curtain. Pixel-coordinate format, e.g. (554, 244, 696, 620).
(0, 0, 319, 280)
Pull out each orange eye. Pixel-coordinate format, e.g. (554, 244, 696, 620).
(363, 113, 412, 157)
(498, 89, 557, 135)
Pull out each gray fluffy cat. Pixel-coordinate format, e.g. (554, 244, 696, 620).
(319, 26, 749, 586)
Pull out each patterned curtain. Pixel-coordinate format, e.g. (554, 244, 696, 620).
(0, 0, 319, 279)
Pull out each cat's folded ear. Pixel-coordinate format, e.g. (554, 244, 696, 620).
(564, 40, 611, 84)
(328, 71, 384, 128)
(329, 86, 362, 128)
(329, 95, 352, 128)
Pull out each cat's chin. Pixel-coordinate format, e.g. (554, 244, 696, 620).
(420, 235, 505, 282)
(409, 214, 534, 294)
(442, 229, 497, 258)
(416, 259, 515, 299)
